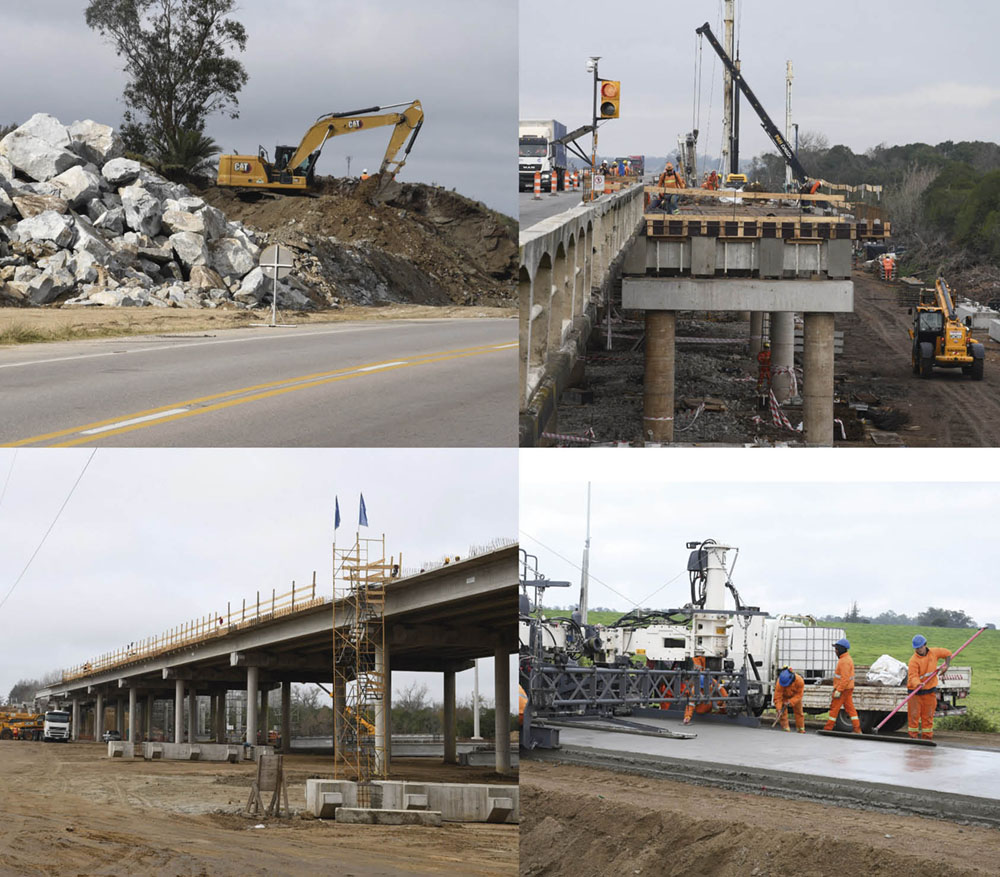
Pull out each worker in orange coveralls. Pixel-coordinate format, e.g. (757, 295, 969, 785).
(756, 341, 772, 392)
(701, 169, 719, 190)
(683, 657, 728, 725)
(823, 638, 861, 733)
(774, 666, 806, 733)
(907, 634, 952, 740)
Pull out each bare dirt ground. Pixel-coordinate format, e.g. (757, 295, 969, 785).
(0, 741, 517, 876)
(553, 270, 1000, 447)
(0, 302, 515, 345)
(520, 761, 1000, 877)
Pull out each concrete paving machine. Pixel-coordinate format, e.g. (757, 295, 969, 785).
(217, 100, 423, 197)
(910, 277, 985, 380)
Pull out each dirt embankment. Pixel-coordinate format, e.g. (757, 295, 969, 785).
(199, 178, 517, 309)
(0, 741, 517, 876)
(521, 761, 999, 877)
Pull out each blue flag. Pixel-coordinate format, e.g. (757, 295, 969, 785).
(359, 493, 368, 528)
(334, 496, 341, 531)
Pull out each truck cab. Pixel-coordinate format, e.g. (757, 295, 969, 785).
(43, 710, 71, 742)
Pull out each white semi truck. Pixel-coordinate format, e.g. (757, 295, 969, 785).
(519, 119, 567, 192)
(43, 709, 71, 742)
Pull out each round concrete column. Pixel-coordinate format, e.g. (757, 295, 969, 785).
(803, 312, 836, 447)
(749, 312, 764, 357)
(174, 679, 184, 743)
(280, 681, 291, 754)
(260, 689, 269, 745)
(770, 311, 796, 402)
(116, 698, 124, 735)
(128, 686, 137, 743)
(95, 692, 104, 741)
(188, 689, 196, 743)
(246, 666, 258, 747)
(443, 670, 457, 765)
(333, 676, 346, 759)
(146, 694, 153, 740)
(494, 648, 512, 776)
(643, 310, 676, 442)
(71, 698, 80, 742)
(217, 692, 228, 743)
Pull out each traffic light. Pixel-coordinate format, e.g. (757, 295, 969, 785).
(599, 80, 620, 119)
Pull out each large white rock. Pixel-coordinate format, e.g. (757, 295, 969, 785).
(10, 113, 72, 148)
(12, 193, 69, 219)
(102, 157, 141, 186)
(209, 236, 257, 277)
(121, 184, 162, 236)
(93, 206, 124, 235)
(188, 264, 227, 290)
(136, 168, 188, 202)
(0, 155, 13, 182)
(233, 266, 269, 304)
(28, 265, 77, 304)
(162, 208, 206, 236)
(68, 120, 123, 165)
(73, 214, 113, 264)
(197, 203, 227, 241)
(73, 249, 99, 284)
(0, 188, 12, 220)
(13, 210, 75, 248)
(50, 165, 103, 208)
(169, 231, 208, 267)
(0, 133, 83, 182)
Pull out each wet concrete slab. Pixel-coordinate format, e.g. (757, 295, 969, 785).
(532, 714, 1000, 827)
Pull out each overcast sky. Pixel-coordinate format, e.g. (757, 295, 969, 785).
(520, 0, 1000, 168)
(2, 0, 516, 216)
(0, 448, 517, 707)
(520, 451, 1000, 628)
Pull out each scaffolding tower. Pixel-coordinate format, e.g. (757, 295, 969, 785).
(332, 534, 392, 807)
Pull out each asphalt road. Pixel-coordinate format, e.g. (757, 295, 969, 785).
(518, 189, 592, 229)
(0, 318, 516, 447)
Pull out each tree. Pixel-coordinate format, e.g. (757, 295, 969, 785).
(84, 0, 247, 166)
(884, 162, 939, 239)
(916, 606, 976, 628)
(845, 601, 861, 622)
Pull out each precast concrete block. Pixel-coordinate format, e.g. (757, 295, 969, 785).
(759, 238, 783, 278)
(690, 236, 715, 277)
(486, 797, 515, 823)
(108, 741, 134, 758)
(335, 808, 443, 827)
(827, 238, 852, 279)
(145, 743, 163, 759)
(990, 319, 1000, 343)
(404, 793, 429, 810)
(306, 779, 357, 817)
(622, 235, 646, 275)
(188, 746, 201, 761)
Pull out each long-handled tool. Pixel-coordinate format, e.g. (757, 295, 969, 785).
(771, 706, 787, 729)
(818, 627, 986, 745)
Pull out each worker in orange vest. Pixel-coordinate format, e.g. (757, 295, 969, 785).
(701, 169, 719, 190)
(650, 162, 685, 213)
(907, 634, 952, 740)
(360, 169, 369, 181)
(756, 341, 772, 393)
(682, 657, 728, 725)
(823, 638, 862, 734)
(774, 666, 805, 733)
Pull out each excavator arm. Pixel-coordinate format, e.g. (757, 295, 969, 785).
(285, 100, 424, 180)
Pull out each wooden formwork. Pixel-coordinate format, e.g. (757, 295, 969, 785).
(643, 214, 891, 241)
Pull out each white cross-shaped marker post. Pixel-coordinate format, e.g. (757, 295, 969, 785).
(258, 244, 295, 327)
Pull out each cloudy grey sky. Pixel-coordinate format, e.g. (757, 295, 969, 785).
(520, 0, 1000, 167)
(2, 0, 516, 216)
(519, 451, 1000, 628)
(0, 448, 517, 707)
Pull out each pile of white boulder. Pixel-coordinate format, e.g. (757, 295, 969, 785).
(0, 113, 311, 309)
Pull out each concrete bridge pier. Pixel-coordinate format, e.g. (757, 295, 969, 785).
(770, 311, 796, 403)
(749, 312, 764, 357)
(128, 686, 137, 742)
(174, 679, 184, 743)
(71, 698, 79, 741)
(280, 681, 291, 754)
(146, 694, 153, 740)
(188, 689, 197, 743)
(495, 647, 511, 776)
(443, 669, 457, 765)
(803, 312, 836, 445)
(95, 692, 104, 740)
(116, 698, 124, 735)
(246, 666, 258, 747)
(375, 643, 391, 770)
(260, 689, 269, 744)
(333, 676, 346, 759)
(643, 310, 676, 442)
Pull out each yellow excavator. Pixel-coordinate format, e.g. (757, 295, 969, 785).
(910, 277, 985, 380)
(217, 99, 423, 195)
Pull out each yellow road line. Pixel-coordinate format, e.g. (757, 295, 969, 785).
(5, 342, 511, 447)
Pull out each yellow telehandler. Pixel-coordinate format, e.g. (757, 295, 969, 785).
(909, 277, 985, 380)
(217, 99, 423, 196)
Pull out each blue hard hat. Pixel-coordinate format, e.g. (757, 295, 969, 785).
(779, 668, 794, 687)
(834, 638, 850, 650)
(912, 634, 927, 649)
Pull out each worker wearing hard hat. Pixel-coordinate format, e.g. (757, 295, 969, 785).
(756, 341, 772, 393)
(650, 162, 686, 214)
(774, 666, 806, 733)
(907, 634, 952, 740)
(360, 169, 369, 180)
(682, 656, 728, 725)
(823, 638, 862, 734)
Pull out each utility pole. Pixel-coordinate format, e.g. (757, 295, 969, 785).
(578, 482, 591, 625)
(587, 56, 601, 202)
(785, 61, 794, 191)
(346, 155, 352, 177)
(720, 0, 734, 177)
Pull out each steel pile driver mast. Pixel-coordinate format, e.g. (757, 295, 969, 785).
(696, 21, 811, 189)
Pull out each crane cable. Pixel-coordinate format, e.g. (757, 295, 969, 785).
(0, 450, 96, 614)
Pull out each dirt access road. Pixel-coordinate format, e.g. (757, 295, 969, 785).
(521, 760, 1000, 877)
(0, 741, 517, 876)
(838, 271, 1000, 447)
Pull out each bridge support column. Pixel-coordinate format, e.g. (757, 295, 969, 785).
(749, 312, 764, 357)
(261, 689, 270, 745)
(217, 692, 228, 743)
(188, 689, 196, 744)
(116, 698, 124, 735)
(174, 679, 184, 743)
(375, 643, 391, 772)
(443, 669, 457, 765)
(803, 312, 836, 447)
(128, 686, 137, 743)
(95, 692, 104, 740)
(209, 696, 216, 743)
(333, 675, 346, 759)
(281, 681, 291, 754)
(495, 648, 512, 775)
(643, 310, 676, 442)
(146, 694, 154, 740)
(71, 698, 80, 742)
(770, 311, 795, 403)
(246, 666, 258, 748)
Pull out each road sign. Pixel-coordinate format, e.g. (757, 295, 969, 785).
(260, 244, 294, 280)
(593, 173, 605, 192)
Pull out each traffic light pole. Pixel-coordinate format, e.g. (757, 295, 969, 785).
(590, 59, 599, 202)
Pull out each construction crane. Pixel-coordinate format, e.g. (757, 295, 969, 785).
(910, 277, 985, 380)
(217, 100, 423, 196)
(695, 22, 812, 190)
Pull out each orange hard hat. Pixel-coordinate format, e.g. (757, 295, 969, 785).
(666, 162, 674, 171)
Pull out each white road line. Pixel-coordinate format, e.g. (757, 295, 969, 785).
(79, 409, 190, 435)
(493, 343, 517, 349)
(353, 362, 409, 372)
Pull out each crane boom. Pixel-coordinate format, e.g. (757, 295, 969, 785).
(696, 22, 809, 185)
